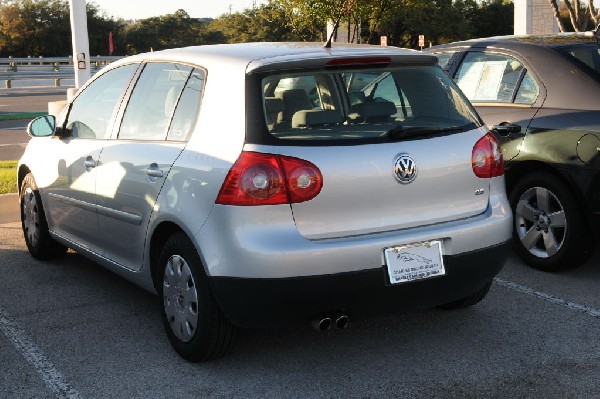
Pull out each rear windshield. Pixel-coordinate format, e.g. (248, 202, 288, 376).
(556, 44, 600, 79)
(258, 65, 482, 144)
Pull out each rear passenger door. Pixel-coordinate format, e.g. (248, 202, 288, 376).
(94, 63, 205, 271)
(449, 51, 545, 161)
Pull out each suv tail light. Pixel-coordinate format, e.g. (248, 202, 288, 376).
(216, 151, 323, 206)
(472, 133, 504, 178)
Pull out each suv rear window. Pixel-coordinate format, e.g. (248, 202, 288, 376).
(259, 65, 481, 144)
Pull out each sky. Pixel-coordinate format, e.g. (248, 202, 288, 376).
(90, 0, 267, 20)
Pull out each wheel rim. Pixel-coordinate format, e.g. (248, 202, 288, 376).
(515, 186, 567, 258)
(22, 187, 41, 248)
(162, 255, 199, 343)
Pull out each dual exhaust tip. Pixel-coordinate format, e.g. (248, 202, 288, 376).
(311, 313, 349, 332)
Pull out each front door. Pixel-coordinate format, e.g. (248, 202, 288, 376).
(44, 64, 138, 253)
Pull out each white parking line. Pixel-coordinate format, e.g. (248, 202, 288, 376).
(494, 278, 600, 318)
(0, 305, 82, 399)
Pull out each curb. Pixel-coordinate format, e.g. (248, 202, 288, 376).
(0, 193, 19, 224)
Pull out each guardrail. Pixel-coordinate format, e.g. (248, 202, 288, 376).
(0, 56, 123, 88)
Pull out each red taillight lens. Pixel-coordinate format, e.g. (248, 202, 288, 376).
(472, 132, 504, 178)
(216, 152, 323, 206)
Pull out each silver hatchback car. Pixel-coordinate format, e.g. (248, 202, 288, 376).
(18, 43, 512, 361)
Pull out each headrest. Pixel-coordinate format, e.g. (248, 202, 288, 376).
(292, 109, 342, 128)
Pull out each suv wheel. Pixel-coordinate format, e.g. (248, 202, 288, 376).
(158, 232, 237, 362)
(20, 173, 66, 260)
(509, 171, 591, 271)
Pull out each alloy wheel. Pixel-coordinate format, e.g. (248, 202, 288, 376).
(515, 186, 567, 258)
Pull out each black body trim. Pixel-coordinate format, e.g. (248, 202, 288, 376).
(210, 241, 510, 329)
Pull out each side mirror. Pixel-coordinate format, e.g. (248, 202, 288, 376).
(27, 115, 56, 137)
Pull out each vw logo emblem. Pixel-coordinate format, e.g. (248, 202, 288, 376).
(394, 154, 417, 184)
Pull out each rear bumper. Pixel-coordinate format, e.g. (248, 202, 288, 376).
(210, 240, 510, 329)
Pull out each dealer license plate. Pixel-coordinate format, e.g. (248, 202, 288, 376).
(384, 240, 445, 285)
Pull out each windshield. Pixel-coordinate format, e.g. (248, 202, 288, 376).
(556, 44, 600, 79)
(259, 65, 482, 144)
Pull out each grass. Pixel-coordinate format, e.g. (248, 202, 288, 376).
(0, 111, 47, 121)
(0, 161, 18, 194)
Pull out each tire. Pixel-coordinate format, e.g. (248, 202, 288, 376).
(439, 281, 492, 310)
(158, 232, 237, 362)
(509, 171, 591, 272)
(20, 173, 66, 260)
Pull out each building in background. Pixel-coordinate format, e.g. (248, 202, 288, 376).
(514, 0, 559, 35)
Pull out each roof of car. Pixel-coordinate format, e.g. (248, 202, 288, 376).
(430, 31, 599, 51)
(113, 42, 437, 73)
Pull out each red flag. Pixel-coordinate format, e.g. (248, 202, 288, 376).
(109, 31, 114, 55)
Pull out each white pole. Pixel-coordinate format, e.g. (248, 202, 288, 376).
(69, 0, 91, 88)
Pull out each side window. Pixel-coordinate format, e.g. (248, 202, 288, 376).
(167, 69, 205, 141)
(455, 52, 539, 104)
(514, 72, 540, 104)
(64, 64, 137, 139)
(119, 63, 192, 141)
(434, 53, 455, 69)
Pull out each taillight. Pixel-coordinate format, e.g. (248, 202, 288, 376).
(215, 151, 323, 206)
(472, 132, 504, 178)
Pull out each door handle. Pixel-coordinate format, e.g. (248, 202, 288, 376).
(146, 163, 164, 178)
(84, 156, 96, 170)
(492, 122, 521, 136)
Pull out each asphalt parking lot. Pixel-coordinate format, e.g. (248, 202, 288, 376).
(1, 218, 599, 398)
(2, 86, 600, 398)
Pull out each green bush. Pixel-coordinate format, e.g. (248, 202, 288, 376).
(0, 161, 18, 194)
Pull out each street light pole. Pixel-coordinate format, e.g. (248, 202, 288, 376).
(69, 0, 91, 89)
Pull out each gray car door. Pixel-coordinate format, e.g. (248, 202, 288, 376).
(44, 64, 137, 253)
(94, 63, 203, 271)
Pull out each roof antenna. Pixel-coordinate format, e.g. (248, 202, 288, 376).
(324, 4, 346, 49)
(324, 18, 341, 48)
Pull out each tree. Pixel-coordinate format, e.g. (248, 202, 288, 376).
(0, 0, 123, 56)
(548, 0, 600, 32)
(123, 9, 208, 53)
(207, 2, 318, 43)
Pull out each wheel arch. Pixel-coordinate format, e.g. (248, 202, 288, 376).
(149, 221, 184, 291)
(506, 161, 586, 204)
(17, 164, 31, 194)
(506, 160, 592, 233)
(149, 221, 211, 292)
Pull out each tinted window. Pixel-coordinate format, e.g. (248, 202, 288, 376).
(514, 72, 540, 104)
(119, 63, 192, 141)
(261, 66, 481, 143)
(64, 64, 137, 139)
(455, 52, 539, 104)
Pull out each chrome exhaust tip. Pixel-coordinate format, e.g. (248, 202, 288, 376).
(311, 317, 332, 332)
(335, 314, 349, 329)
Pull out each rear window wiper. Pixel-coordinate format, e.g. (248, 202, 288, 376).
(385, 125, 464, 141)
